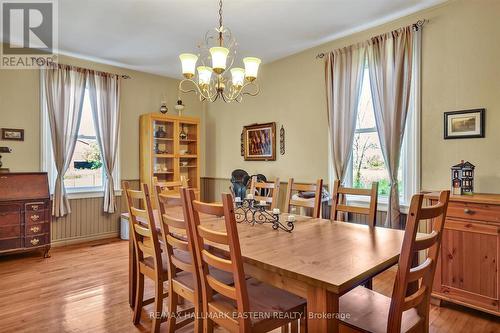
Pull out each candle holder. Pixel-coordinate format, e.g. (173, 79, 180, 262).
(234, 198, 294, 232)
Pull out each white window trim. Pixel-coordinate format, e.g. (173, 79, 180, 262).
(40, 77, 121, 199)
(328, 32, 421, 215)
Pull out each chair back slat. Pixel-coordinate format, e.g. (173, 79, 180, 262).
(330, 180, 378, 227)
(185, 189, 251, 331)
(407, 258, 433, 283)
(124, 181, 162, 276)
(202, 249, 233, 272)
(387, 190, 450, 333)
(192, 200, 225, 216)
(134, 224, 152, 237)
(249, 176, 280, 210)
(284, 178, 323, 218)
(207, 274, 238, 299)
(197, 225, 229, 245)
(335, 204, 370, 216)
(413, 231, 439, 252)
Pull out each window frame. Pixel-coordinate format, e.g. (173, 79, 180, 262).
(40, 80, 121, 199)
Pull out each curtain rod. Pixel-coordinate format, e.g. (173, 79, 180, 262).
(315, 19, 428, 59)
(52, 63, 132, 79)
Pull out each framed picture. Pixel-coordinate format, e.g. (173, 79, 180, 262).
(444, 109, 485, 139)
(1, 128, 24, 141)
(243, 122, 276, 161)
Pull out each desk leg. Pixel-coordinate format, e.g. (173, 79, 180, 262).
(307, 287, 339, 333)
(129, 237, 136, 308)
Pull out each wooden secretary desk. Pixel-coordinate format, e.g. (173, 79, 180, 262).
(427, 192, 500, 316)
(0, 172, 51, 258)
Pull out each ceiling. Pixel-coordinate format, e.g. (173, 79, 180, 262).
(41, 0, 445, 77)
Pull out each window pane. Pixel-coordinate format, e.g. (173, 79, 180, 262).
(356, 68, 376, 130)
(64, 90, 103, 189)
(352, 132, 390, 193)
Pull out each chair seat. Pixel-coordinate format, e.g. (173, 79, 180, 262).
(339, 286, 422, 333)
(174, 267, 235, 291)
(211, 278, 305, 329)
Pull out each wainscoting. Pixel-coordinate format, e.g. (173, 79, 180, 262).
(51, 179, 139, 246)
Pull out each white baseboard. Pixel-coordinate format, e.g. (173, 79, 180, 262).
(51, 232, 119, 247)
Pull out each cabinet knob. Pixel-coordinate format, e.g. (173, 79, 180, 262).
(30, 214, 40, 221)
(30, 226, 41, 233)
(31, 206, 39, 211)
(464, 208, 473, 214)
(30, 238, 40, 246)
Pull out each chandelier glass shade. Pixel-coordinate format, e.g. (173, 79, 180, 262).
(178, 0, 261, 103)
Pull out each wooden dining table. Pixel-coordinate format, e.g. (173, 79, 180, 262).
(126, 207, 411, 333)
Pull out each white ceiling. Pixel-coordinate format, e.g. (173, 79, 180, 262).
(54, 0, 444, 77)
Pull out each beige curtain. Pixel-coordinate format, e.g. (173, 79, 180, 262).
(325, 44, 367, 185)
(367, 26, 416, 228)
(42, 65, 87, 217)
(88, 72, 121, 213)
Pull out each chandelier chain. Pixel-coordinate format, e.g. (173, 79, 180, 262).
(219, 0, 223, 29)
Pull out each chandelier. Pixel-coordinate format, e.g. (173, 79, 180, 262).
(177, 0, 261, 103)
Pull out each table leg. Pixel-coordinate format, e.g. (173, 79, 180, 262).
(129, 236, 136, 308)
(307, 286, 340, 333)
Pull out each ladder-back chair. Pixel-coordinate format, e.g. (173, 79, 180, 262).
(185, 189, 307, 333)
(249, 176, 280, 210)
(330, 180, 379, 227)
(284, 178, 323, 218)
(339, 191, 450, 333)
(124, 182, 168, 333)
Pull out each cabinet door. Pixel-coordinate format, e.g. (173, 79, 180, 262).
(438, 218, 499, 311)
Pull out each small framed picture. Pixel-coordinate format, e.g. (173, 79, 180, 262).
(243, 122, 276, 161)
(444, 109, 485, 139)
(1, 128, 24, 141)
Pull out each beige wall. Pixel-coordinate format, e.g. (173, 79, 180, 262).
(204, 0, 500, 193)
(0, 53, 203, 180)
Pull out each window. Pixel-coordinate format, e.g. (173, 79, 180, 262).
(63, 92, 104, 191)
(343, 65, 419, 209)
(41, 84, 120, 198)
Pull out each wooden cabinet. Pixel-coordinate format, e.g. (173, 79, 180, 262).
(0, 173, 51, 257)
(428, 193, 500, 316)
(139, 113, 200, 196)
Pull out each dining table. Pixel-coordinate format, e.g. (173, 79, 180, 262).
(125, 206, 414, 333)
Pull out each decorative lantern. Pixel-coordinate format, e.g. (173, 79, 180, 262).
(451, 160, 475, 195)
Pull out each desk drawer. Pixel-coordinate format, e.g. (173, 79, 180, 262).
(0, 225, 21, 239)
(0, 208, 21, 226)
(25, 234, 49, 248)
(25, 210, 48, 224)
(25, 202, 48, 212)
(25, 223, 49, 236)
(0, 238, 21, 251)
(447, 201, 500, 223)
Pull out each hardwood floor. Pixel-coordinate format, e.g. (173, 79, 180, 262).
(0, 238, 498, 332)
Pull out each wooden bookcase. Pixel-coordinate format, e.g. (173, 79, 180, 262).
(139, 113, 200, 196)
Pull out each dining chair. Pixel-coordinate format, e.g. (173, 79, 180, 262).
(249, 175, 280, 210)
(156, 186, 236, 333)
(124, 182, 169, 333)
(153, 177, 185, 195)
(330, 180, 379, 227)
(339, 190, 450, 333)
(284, 178, 323, 218)
(185, 189, 307, 333)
